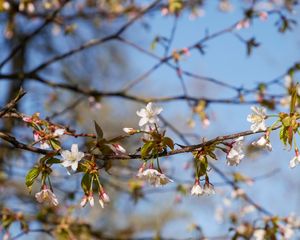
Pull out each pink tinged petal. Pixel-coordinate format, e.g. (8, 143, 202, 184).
(80, 196, 88, 207)
(99, 199, 105, 208)
(33, 132, 39, 141)
(88, 195, 94, 207)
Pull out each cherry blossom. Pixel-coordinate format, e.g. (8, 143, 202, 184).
(247, 106, 267, 132)
(253, 229, 266, 240)
(35, 186, 59, 206)
(99, 191, 110, 208)
(191, 179, 203, 196)
(251, 135, 272, 151)
(136, 102, 163, 127)
(203, 182, 216, 195)
(226, 137, 245, 166)
(61, 144, 85, 171)
(289, 149, 300, 168)
(137, 167, 173, 187)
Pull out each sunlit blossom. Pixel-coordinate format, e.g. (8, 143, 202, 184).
(136, 102, 162, 127)
(35, 186, 59, 206)
(226, 137, 245, 166)
(251, 135, 272, 151)
(191, 179, 203, 196)
(137, 168, 173, 187)
(247, 106, 267, 132)
(61, 144, 84, 171)
(289, 151, 300, 169)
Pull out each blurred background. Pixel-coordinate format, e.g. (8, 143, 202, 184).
(1, 0, 300, 239)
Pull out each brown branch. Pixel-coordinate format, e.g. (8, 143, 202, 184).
(0, 88, 26, 118)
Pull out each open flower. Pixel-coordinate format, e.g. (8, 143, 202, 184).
(247, 106, 267, 132)
(253, 229, 266, 240)
(251, 135, 272, 151)
(53, 128, 65, 137)
(61, 144, 84, 171)
(35, 186, 59, 206)
(136, 102, 163, 127)
(289, 149, 300, 168)
(226, 137, 245, 166)
(137, 167, 173, 187)
(33, 131, 50, 149)
(191, 179, 203, 196)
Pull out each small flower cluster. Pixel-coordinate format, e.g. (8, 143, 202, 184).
(226, 137, 245, 166)
(136, 162, 173, 187)
(191, 177, 215, 196)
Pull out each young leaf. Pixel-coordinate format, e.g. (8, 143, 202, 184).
(94, 121, 104, 140)
(163, 137, 174, 150)
(141, 141, 154, 159)
(25, 167, 40, 191)
(46, 158, 61, 165)
(81, 173, 91, 194)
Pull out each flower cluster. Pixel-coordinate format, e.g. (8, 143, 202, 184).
(136, 162, 173, 187)
(226, 137, 245, 166)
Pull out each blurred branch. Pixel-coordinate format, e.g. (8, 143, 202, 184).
(0, 88, 26, 118)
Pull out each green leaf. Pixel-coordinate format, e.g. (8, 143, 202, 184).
(81, 173, 91, 194)
(288, 125, 294, 146)
(198, 156, 208, 177)
(141, 141, 154, 159)
(25, 167, 40, 191)
(46, 158, 61, 165)
(279, 126, 288, 146)
(290, 85, 298, 113)
(163, 137, 174, 150)
(49, 139, 61, 150)
(207, 151, 217, 160)
(94, 121, 104, 140)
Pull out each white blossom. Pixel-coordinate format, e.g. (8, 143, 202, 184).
(137, 168, 173, 187)
(123, 127, 137, 135)
(109, 143, 126, 155)
(281, 224, 294, 239)
(61, 144, 84, 171)
(35, 187, 59, 206)
(226, 137, 245, 166)
(203, 183, 216, 195)
(289, 154, 300, 168)
(80, 195, 88, 207)
(136, 102, 163, 127)
(247, 106, 267, 132)
(253, 229, 266, 240)
(251, 135, 272, 151)
(99, 191, 110, 208)
(236, 19, 250, 30)
(88, 194, 94, 207)
(34, 131, 50, 149)
(191, 180, 203, 196)
(53, 128, 65, 137)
